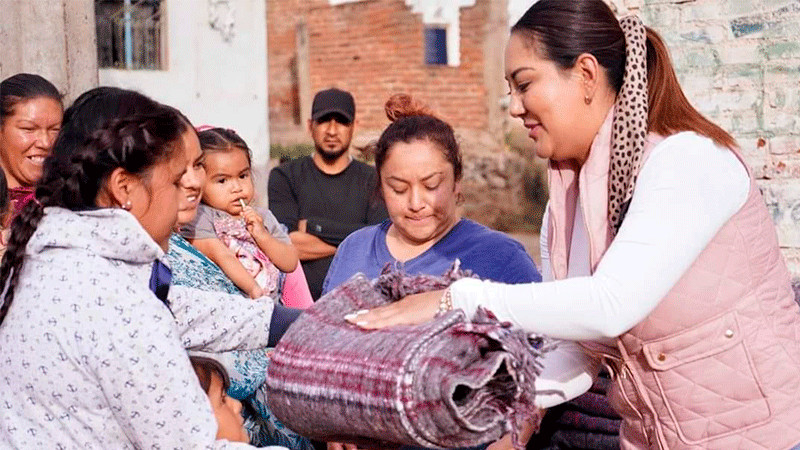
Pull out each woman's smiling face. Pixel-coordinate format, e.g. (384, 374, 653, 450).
(176, 131, 205, 226)
(0, 97, 63, 188)
(504, 33, 594, 164)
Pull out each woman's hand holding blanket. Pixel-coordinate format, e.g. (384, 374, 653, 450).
(345, 289, 444, 329)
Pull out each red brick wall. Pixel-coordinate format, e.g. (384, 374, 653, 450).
(267, 0, 303, 138)
(267, 0, 492, 143)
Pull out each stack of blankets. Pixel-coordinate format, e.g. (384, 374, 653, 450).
(266, 264, 553, 448)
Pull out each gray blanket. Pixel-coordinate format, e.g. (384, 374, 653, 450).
(266, 265, 552, 448)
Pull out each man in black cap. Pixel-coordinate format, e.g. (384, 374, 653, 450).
(268, 88, 388, 300)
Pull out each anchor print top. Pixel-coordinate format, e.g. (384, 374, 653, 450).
(0, 207, 254, 449)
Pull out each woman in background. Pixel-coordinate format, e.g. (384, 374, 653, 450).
(325, 94, 542, 450)
(0, 73, 62, 250)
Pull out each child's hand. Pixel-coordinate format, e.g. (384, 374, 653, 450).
(248, 283, 264, 299)
(241, 205, 266, 238)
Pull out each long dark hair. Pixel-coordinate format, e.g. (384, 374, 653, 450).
(0, 89, 189, 325)
(512, 0, 735, 149)
(0, 73, 63, 125)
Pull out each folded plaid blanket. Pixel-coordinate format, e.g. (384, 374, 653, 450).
(266, 264, 552, 449)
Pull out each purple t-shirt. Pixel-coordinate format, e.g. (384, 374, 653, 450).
(322, 218, 541, 296)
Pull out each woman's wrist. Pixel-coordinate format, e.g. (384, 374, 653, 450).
(438, 287, 453, 314)
(447, 278, 484, 320)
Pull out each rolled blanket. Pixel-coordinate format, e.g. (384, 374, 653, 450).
(266, 264, 552, 449)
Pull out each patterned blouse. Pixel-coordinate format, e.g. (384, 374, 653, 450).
(165, 233, 313, 450)
(0, 208, 254, 449)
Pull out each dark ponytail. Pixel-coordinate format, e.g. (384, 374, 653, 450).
(0, 200, 44, 321)
(0, 94, 188, 325)
(643, 28, 736, 149)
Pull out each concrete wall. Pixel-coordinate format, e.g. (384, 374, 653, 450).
(0, 0, 98, 102)
(99, 0, 270, 167)
(638, 0, 800, 275)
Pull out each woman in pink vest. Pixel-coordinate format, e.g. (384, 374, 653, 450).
(347, 0, 800, 448)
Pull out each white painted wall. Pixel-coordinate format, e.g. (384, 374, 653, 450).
(99, 0, 270, 166)
(403, 0, 476, 67)
(508, 0, 639, 25)
(508, 0, 534, 25)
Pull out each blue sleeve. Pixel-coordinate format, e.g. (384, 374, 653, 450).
(320, 234, 356, 296)
(470, 236, 541, 284)
(497, 243, 542, 283)
(268, 304, 302, 346)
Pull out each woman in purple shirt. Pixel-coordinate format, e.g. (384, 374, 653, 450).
(323, 94, 540, 298)
(323, 94, 540, 450)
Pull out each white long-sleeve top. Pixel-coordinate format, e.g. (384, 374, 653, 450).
(452, 132, 750, 407)
(0, 208, 254, 449)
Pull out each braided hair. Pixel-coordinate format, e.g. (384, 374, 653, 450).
(0, 89, 190, 325)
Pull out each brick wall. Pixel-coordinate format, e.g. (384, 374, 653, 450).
(269, 0, 800, 276)
(636, 0, 800, 275)
(267, 0, 500, 146)
(266, 0, 302, 141)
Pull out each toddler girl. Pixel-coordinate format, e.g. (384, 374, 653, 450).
(183, 127, 299, 299)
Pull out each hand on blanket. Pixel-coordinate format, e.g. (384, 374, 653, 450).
(345, 289, 443, 329)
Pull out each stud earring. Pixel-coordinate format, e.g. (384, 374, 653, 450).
(122, 200, 132, 210)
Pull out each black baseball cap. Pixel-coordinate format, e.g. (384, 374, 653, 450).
(311, 88, 355, 123)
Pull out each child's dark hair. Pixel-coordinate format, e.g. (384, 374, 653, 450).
(0, 91, 189, 325)
(197, 128, 252, 167)
(370, 94, 462, 186)
(190, 356, 231, 393)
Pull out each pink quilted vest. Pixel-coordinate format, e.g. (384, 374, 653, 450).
(547, 111, 800, 449)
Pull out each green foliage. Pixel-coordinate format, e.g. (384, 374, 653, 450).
(270, 143, 315, 162)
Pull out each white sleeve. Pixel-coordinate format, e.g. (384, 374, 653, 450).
(169, 285, 274, 352)
(95, 291, 257, 449)
(452, 133, 750, 340)
(539, 206, 553, 282)
(533, 340, 599, 408)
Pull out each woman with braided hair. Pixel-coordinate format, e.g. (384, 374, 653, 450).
(15, 86, 302, 448)
(349, 0, 800, 448)
(0, 90, 262, 448)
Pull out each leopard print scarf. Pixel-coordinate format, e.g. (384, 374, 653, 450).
(608, 15, 648, 235)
